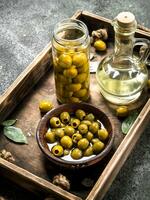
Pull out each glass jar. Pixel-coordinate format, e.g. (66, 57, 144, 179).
(52, 19, 90, 103)
(96, 12, 150, 105)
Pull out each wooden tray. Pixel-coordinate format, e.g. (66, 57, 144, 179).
(0, 10, 150, 200)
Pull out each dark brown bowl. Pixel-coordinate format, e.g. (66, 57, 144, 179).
(36, 103, 114, 169)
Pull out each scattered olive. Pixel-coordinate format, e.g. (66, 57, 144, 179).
(94, 40, 106, 51)
(39, 100, 53, 113)
(116, 106, 128, 117)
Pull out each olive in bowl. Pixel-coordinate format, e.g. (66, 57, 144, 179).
(36, 103, 114, 169)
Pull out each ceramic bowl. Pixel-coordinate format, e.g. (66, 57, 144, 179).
(36, 103, 114, 169)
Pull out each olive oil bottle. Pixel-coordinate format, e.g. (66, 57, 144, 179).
(96, 12, 150, 105)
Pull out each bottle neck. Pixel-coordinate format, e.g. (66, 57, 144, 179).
(114, 32, 134, 58)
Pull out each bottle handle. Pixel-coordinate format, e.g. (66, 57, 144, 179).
(134, 38, 150, 66)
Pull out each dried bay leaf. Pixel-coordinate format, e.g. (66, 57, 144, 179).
(121, 111, 139, 134)
(4, 126, 28, 144)
(1, 119, 17, 126)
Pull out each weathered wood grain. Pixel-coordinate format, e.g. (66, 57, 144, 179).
(0, 10, 150, 200)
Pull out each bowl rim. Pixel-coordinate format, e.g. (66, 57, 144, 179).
(36, 102, 114, 168)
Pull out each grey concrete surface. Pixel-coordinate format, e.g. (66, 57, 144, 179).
(0, 0, 150, 200)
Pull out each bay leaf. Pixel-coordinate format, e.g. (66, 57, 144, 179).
(121, 111, 139, 134)
(1, 119, 17, 126)
(4, 126, 28, 144)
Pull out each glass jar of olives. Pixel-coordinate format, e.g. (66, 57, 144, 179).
(52, 19, 90, 103)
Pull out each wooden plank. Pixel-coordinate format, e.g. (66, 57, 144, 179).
(0, 43, 52, 124)
(86, 99, 150, 200)
(82, 11, 150, 38)
(0, 158, 82, 200)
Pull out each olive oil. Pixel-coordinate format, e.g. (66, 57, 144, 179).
(96, 12, 150, 105)
(96, 55, 148, 105)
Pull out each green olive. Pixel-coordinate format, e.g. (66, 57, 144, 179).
(66, 83, 82, 92)
(89, 122, 99, 134)
(50, 117, 61, 128)
(60, 136, 73, 149)
(78, 138, 89, 150)
(62, 91, 73, 98)
(64, 126, 75, 137)
(92, 141, 105, 154)
(39, 100, 53, 113)
(69, 97, 80, 103)
(78, 62, 89, 73)
(54, 128, 65, 138)
(116, 106, 128, 117)
(75, 109, 86, 120)
(58, 54, 72, 68)
(94, 40, 106, 51)
(56, 74, 72, 84)
(73, 73, 87, 83)
(78, 124, 88, 134)
(63, 66, 78, 78)
(60, 112, 70, 124)
(84, 146, 93, 156)
(51, 145, 64, 157)
(74, 89, 88, 98)
(82, 80, 90, 89)
(72, 132, 82, 143)
(72, 53, 87, 67)
(85, 113, 95, 121)
(86, 131, 94, 141)
(71, 148, 82, 160)
(45, 131, 55, 143)
(71, 118, 80, 128)
(81, 120, 92, 126)
(60, 123, 65, 128)
(64, 149, 70, 156)
(98, 129, 109, 141)
(91, 138, 101, 144)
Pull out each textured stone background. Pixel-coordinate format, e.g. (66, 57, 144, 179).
(0, 0, 150, 200)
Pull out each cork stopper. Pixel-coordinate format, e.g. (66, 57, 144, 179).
(116, 12, 136, 28)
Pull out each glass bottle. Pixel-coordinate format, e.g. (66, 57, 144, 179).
(52, 19, 90, 104)
(96, 12, 150, 105)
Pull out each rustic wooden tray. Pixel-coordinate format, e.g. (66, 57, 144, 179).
(0, 10, 150, 200)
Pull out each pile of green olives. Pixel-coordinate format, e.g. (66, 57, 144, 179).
(45, 109, 109, 160)
(53, 43, 90, 103)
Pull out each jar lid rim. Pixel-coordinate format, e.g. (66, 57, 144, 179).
(53, 18, 89, 45)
